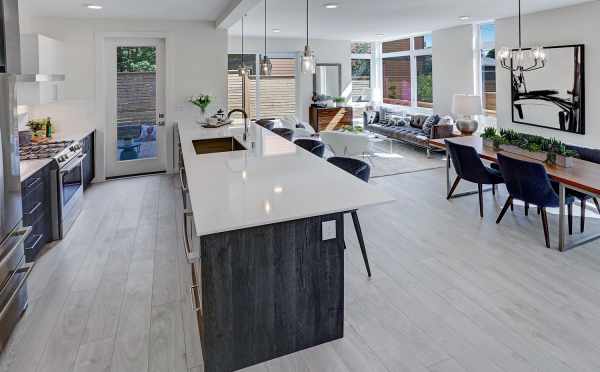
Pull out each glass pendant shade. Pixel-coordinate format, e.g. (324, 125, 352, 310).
(302, 45, 315, 74)
(238, 66, 248, 77)
(260, 55, 272, 76)
(498, 0, 546, 72)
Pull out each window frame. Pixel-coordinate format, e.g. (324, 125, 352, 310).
(381, 35, 433, 109)
(351, 44, 373, 102)
(477, 22, 497, 116)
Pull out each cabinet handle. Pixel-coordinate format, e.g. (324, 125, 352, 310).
(183, 210, 200, 263)
(25, 234, 43, 251)
(26, 201, 43, 216)
(189, 284, 201, 313)
(25, 177, 42, 190)
(179, 167, 188, 192)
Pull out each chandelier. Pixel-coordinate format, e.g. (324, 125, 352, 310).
(497, 0, 546, 72)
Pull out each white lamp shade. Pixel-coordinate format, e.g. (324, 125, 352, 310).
(452, 94, 483, 116)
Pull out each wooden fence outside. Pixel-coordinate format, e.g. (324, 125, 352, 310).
(117, 72, 156, 124)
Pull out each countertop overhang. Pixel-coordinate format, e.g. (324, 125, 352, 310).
(178, 120, 394, 236)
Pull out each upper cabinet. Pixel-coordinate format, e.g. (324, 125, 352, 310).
(18, 34, 66, 105)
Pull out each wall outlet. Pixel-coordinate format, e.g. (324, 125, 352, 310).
(322, 220, 337, 241)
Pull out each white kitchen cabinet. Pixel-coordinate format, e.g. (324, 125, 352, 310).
(18, 34, 65, 105)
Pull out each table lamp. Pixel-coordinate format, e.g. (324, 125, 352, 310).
(452, 94, 483, 136)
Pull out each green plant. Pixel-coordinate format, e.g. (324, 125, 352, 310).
(491, 134, 507, 150)
(333, 96, 346, 104)
(339, 125, 364, 133)
(27, 117, 51, 136)
(481, 127, 498, 140)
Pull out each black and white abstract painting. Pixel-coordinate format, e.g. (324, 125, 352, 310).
(512, 44, 585, 135)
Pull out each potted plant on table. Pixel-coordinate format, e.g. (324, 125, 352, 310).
(480, 127, 498, 148)
(333, 96, 346, 108)
(546, 140, 578, 168)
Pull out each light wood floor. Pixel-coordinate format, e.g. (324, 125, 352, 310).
(2, 168, 600, 372)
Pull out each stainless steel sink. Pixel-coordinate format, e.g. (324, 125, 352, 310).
(192, 137, 247, 155)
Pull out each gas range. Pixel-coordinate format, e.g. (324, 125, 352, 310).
(20, 140, 83, 168)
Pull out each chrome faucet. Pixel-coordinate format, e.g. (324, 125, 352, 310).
(227, 109, 249, 142)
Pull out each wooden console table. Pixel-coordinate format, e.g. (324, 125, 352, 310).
(309, 106, 353, 132)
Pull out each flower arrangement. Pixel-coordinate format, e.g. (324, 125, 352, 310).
(189, 94, 212, 113)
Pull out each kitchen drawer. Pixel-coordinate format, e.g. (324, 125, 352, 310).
(24, 211, 51, 262)
(21, 172, 44, 197)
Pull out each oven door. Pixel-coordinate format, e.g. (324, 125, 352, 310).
(58, 154, 86, 238)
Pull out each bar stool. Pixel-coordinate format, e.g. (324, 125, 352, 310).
(271, 127, 294, 141)
(255, 119, 275, 130)
(327, 156, 372, 277)
(294, 138, 325, 158)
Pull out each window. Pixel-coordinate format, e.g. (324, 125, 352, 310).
(416, 55, 433, 108)
(381, 34, 433, 108)
(383, 56, 411, 105)
(414, 35, 433, 50)
(479, 23, 496, 115)
(351, 42, 372, 102)
(351, 42, 371, 54)
(382, 38, 410, 53)
(227, 54, 296, 120)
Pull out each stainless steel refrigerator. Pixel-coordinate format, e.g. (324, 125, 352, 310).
(0, 0, 34, 353)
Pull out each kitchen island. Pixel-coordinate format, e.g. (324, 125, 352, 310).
(178, 120, 393, 372)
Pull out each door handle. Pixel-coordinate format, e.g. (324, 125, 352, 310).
(157, 121, 166, 127)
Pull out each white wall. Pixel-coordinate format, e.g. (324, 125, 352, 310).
(496, 1, 600, 147)
(228, 36, 351, 122)
(19, 16, 228, 180)
(432, 25, 475, 115)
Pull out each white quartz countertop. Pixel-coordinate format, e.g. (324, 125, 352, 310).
(178, 120, 394, 236)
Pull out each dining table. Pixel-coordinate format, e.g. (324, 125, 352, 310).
(430, 135, 600, 252)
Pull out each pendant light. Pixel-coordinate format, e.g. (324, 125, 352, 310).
(497, 0, 546, 72)
(260, 0, 273, 76)
(238, 14, 249, 77)
(301, 0, 315, 74)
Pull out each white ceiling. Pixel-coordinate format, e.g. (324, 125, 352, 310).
(230, 0, 593, 41)
(20, 0, 594, 41)
(19, 0, 233, 21)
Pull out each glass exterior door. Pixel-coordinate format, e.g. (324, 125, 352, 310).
(105, 38, 166, 178)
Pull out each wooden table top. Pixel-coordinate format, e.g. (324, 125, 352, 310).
(430, 136, 600, 196)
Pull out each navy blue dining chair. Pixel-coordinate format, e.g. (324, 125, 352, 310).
(327, 157, 372, 277)
(271, 127, 294, 141)
(565, 144, 600, 232)
(496, 153, 575, 248)
(294, 138, 325, 158)
(255, 119, 275, 130)
(446, 140, 505, 217)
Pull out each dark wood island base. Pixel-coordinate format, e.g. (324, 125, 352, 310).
(195, 212, 346, 372)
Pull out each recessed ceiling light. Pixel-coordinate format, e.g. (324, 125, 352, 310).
(458, 16, 470, 21)
(272, 28, 281, 33)
(85, 4, 103, 10)
(324, 3, 339, 9)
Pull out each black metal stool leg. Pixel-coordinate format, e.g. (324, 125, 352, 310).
(351, 210, 371, 277)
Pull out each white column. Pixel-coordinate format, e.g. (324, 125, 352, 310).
(370, 42, 383, 106)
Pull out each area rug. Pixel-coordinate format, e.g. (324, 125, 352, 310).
(359, 139, 446, 178)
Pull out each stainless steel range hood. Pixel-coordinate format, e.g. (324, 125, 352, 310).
(17, 74, 65, 82)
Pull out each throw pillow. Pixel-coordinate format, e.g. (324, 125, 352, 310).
(379, 110, 389, 125)
(365, 111, 378, 124)
(422, 114, 441, 137)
